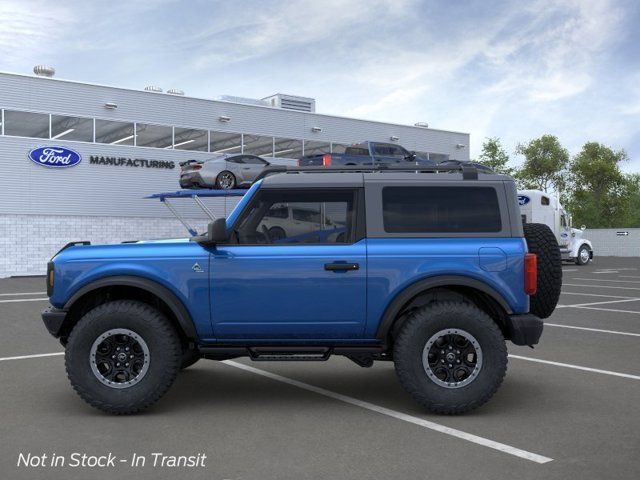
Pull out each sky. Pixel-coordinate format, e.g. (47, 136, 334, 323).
(1, 0, 639, 170)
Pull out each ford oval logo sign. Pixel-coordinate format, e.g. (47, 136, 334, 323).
(28, 146, 82, 168)
(517, 195, 530, 206)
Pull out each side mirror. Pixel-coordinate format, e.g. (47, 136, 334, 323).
(192, 218, 229, 245)
(581, 225, 586, 231)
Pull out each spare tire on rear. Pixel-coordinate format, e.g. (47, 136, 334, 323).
(523, 223, 562, 319)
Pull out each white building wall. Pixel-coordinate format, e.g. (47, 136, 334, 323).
(584, 228, 640, 257)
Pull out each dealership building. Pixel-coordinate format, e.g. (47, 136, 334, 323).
(0, 68, 470, 277)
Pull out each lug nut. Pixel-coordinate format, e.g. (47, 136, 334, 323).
(456, 360, 461, 363)
(125, 363, 129, 367)
(116, 363, 120, 367)
(125, 347, 130, 352)
(130, 355, 134, 359)
(449, 346, 453, 350)
(448, 364, 453, 368)
(111, 355, 115, 359)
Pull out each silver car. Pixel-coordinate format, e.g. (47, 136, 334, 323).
(179, 154, 270, 189)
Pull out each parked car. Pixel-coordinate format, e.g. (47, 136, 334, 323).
(179, 154, 270, 189)
(262, 204, 345, 243)
(298, 141, 437, 167)
(42, 164, 562, 415)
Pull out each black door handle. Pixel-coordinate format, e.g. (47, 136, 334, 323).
(324, 262, 359, 271)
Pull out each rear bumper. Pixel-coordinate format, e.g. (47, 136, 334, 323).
(506, 313, 543, 346)
(179, 172, 206, 188)
(42, 306, 67, 338)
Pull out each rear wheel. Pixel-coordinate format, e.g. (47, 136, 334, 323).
(65, 300, 182, 414)
(523, 223, 562, 319)
(215, 171, 236, 190)
(393, 301, 507, 415)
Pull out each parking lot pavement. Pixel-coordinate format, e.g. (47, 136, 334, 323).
(1, 257, 639, 480)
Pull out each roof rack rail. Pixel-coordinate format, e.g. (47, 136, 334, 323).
(253, 164, 479, 182)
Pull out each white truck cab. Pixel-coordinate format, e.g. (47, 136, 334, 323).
(518, 190, 593, 265)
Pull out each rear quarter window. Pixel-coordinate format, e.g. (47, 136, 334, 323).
(382, 186, 502, 233)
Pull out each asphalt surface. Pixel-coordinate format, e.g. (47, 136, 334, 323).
(1, 257, 639, 479)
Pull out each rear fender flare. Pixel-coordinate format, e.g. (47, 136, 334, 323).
(375, 275, 513, 340)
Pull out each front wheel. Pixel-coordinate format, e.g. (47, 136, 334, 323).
(65, 300, 182, 414)
(575, 245, 591, 265)
(393, 301, 507, 415)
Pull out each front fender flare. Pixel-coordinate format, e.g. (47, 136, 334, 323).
(64, 275, 197, 340)
(375, 275, 513, 340)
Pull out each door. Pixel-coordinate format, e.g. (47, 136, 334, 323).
(238, 155, 269, 185)
(210, 188, 367, 340)
(372, 143, 412, 166)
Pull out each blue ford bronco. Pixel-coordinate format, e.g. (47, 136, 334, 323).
(42, 164, 562, 415)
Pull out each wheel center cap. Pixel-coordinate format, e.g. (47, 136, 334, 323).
(445, 352, 456, 363)
(117, 352, 127, 362)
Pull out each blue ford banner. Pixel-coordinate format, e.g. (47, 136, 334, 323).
(28, 146, 82, 168)
(517, 195, 530, 206)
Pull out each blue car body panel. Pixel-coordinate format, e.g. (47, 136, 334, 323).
(364, 238, 528, 338)
(209, 240, 367, 339)
(50, 242, 213, 338)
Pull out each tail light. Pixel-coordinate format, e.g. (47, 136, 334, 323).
(192, 164, 202, 171)
(297, 159, 301, 166)
(524, 253, 537, 295)
(322, 154, 331, 167)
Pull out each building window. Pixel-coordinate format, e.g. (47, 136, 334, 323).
(135, 123, 173, 149)
(382, 186, 502, 233)
(95, 119, 135, 145)
(303, 140, 331, 156)
(51, 115, 93, 142)
(210, 131, 243, 154)
(173, 127, 208, 151)
(4, 110, 49, 138)
(273, 137, 303, 159)
(244, 134, 274, 157)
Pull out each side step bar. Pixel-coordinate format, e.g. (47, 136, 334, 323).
(249, 347, 331, 362)
(198, 345, 387, 366)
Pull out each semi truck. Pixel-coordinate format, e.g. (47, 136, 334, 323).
(518, 189, 593, 265)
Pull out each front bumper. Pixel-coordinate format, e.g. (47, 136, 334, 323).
(42, 306, 68, 338)
(507, 313, 543, 346)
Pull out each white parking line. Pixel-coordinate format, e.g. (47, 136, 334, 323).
(561, 292, 637, 299)
(0, 298, 49, 304)
(571, 278, 640, 284)
(563, 283, 640, 291)
(567, 305, 640, 315)
(222, 360, 553, 464)
(0, 292, 47, 296)
(0, 352, 63, 362)
(620, 275, 640, 279)
(545, 323, 640, 337)
(509, 355, 640, 381)
(556, 298, 640, 308)
(562, 269, 578, 272)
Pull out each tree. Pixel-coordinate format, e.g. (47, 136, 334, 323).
(567, 142, 629, 228)
(476, 137, 514, 175)
(624, 174, 640, 228)
(515, 135, 569, 193)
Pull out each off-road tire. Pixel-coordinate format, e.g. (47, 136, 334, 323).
(523, 222, 562, 318)
(65, 300, 182, 415)
(180, 348, 201, 369)
(393, 301, 507, 415)
(575, 245, 591, 266)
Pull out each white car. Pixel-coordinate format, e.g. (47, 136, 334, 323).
(259, 204, 344, 243)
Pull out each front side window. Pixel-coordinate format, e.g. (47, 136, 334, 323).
(383, 186, 502, 233)
(235, 190, 355, 245)
(374, 144, 407, 158)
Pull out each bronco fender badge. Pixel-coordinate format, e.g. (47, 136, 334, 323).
(192, 263, 204, 273)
